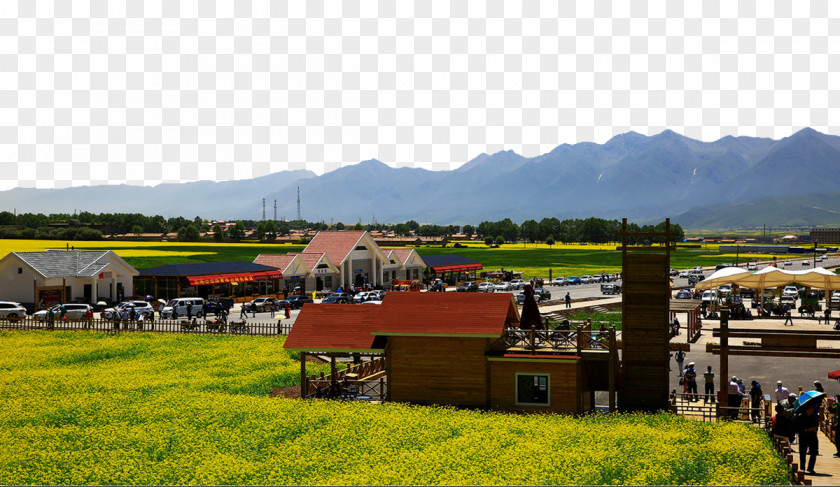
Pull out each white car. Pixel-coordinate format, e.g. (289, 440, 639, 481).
(718, 285, 732, 296)
(693, 266, 703, 272)
(802, 260, 810, 266)
(353, 292, 372, 303)
(103, 300, 154, 320)
(784, 260, 792, 266)
(747, 263, 757, 271)
(551, 277, 567, 286)
(509, 279, 526, 290)
(477, 282, 496, 293)
(0, 301, 27, 319)
(494, 281, 513, 291)
(578, 275, 591, 284)
(783, 286, 799, 297)
(678, 270, 690, 278)
(831, 291, 840, 303)
(816, 256, 824, 262)
(33, 303, 92, 321)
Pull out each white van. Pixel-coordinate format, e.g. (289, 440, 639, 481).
(747, 262, 757, 271)
(701, 290, 718, 305)
(161, 297, 205, 319)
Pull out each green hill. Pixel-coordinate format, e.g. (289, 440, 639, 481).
(674, 192, 840, 230)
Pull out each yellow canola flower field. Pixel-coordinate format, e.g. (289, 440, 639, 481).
(0, 331, 789, 485)
(0, 238, 299, 259)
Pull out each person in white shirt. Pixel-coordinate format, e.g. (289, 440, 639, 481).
(775, 380, 790, 404)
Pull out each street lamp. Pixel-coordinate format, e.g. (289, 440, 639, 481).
(814, 240, 818, 267)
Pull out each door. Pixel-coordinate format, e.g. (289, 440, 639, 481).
(315, 277, 324, 291)
(83, 284, 92, 303)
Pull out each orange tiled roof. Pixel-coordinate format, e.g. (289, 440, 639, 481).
(283, 305, 384, 351)
(371, 292, 518, 336)
(303, 231, 367, 265)
(253, 254, 297, 272)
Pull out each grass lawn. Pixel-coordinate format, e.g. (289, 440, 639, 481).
(0, 331, 788, 485)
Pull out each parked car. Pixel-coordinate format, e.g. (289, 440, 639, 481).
(580, 275, 593, 284)
(509, 279, 526, 290)
(693, 266, 703, 272)
(283, 295, 314, 309)
(701, 290, 718, 305)
(322, 293, 352, 304)
(567, 276, 581, 285)
(784, 260, 792, 266)
(669, 268, 678, 276)
(802, 260, 810, 266)
(780, 295, 796, 307)
(353, 292, 373, 303)
(246, 297, 277, 312)
(103, 300, 154, 320)
(678, 270, 690, 278)
(515, 292, 541, 304)
(0, 301, 27, 319)
(33, 303, 92, 321)
(718, 285, 732, 297)
(495, 281, 513, 291)
(783, 285, 799, 297)
(457, 281, 479, 292)
(533, 288, 551, 301)
(816, 256, 824, 262)
(601, 283, 622, 295)
(477, 282, 496, 293)
(161, 297, 205, 319)
(551, 277, 567, 286)
(674, 290, 692, 299)
(687, 274, 705, 286)
(747, 262, 757, 271)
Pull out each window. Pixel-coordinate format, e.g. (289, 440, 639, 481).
(355, 245, 367, 250)
(516, 373, 550, 406)
(17, 267, 22, 274)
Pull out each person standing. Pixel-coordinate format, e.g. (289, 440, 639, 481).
(186, 302, 193, 320)
(798, 405, 820, 475)
(727, 376, 742, 420)
(780, 393, 798, 445)
(269, 301, 275, 318)
(703, 366, 716, 403)
(749, 380, 763, 424)
(814, 381, 825, 393)
(564, 292, 571, 309)
(240, 303, 247, 319)
(828, 397, 840, 458)
(775, 381, 790, 404)
(784, 307, 793, 326)
(284, 302, 291, 320)
(684, 362, 698, 402)
(675, 347, 686, 377)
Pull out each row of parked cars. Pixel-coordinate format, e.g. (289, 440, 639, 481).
(552, 274, 619, 286)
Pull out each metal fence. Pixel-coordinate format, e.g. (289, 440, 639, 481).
(0, 316, 293, 337)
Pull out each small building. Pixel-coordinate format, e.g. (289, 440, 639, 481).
(0, 250, 138, 309)
(383, 248, 426, 282)
(284, 292, 617, 414)
(421, 254, 483, 283)
(135, 261, 282, 301)
(253, 252, 341, 294)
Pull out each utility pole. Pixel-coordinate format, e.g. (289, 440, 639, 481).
(262, 198, 265, 221)
(273, 199, 277, 224)
(297, 187, 301, 221)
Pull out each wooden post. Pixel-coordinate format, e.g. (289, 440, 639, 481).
(609, 326, 616, 412)
(300, 352, 307, 398)
(719, 313, 729, 410)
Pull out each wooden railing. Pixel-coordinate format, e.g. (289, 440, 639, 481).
(305, 357, 387, 399)
(0, 316, 293, 337)
(503, 326, 617, 353)
(772, 436, 812, 485)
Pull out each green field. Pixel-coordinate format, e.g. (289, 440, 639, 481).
(0, 331, 788, 485)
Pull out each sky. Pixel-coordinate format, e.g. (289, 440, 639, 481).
(1, 0, 838, 190)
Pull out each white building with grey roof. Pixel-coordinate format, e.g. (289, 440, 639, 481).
(0, 250, 138, 309)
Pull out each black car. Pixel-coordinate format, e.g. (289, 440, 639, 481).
(283, 295, 314, 309)
(322, 293, 353, 304)
(456, 281, 479, 292)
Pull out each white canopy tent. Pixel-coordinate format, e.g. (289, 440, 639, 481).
(695, 266, 840, 291)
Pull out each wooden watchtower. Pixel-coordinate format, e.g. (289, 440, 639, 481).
(618, 218, 673, 412)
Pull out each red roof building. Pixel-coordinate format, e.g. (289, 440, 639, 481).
(284, 292, 615, 414)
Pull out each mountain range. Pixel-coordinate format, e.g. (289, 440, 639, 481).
(4, 128, 840, 229)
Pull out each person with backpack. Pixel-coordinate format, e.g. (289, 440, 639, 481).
(749, 380, 763, 423)
(797, 404, 820, 475)
(675, 347, 686, 377)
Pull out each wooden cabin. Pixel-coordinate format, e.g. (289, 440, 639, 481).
(284, 293, 618, 414)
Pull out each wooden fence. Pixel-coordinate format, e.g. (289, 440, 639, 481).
(305, 357, 387, 400)
(0, 316, 293, 337)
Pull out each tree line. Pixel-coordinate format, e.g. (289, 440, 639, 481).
(0, 211, 682, 245)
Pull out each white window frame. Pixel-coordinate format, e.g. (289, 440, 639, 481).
(515, 372, 551, 406)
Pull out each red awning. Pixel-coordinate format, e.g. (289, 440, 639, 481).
(431, 264, 483, 273)
(186, 271, 282, 285)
